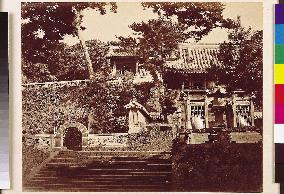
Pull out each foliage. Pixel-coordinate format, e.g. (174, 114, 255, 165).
(132, 82, 156, 105)
(142, 2, 235, 40)
(49, 43, 89, 81)
(87, 82, 132, 133)
(172, 141, 262, 192)
(21, 3, 256, 135)
(127, 128, 173, 151)
(160, 89, 178, 118)
(22, 61, 57, 83)
(130, 18, 186, 61)
(22, 84, 91, 134)
(115, 3, 235, 77)
(22, 140, 50, 184)
(22, 78, 158, 134)
(209, 18, 263, 105)
(115, 19, 186, 82)
(22, 2, 117, 79)
(23, 40, 110, 82)
(51, 40, 110, 81)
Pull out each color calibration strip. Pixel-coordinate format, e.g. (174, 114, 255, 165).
(0, 12, 10, 189)
(275, 4, 284, 184)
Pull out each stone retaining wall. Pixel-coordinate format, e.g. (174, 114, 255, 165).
(88, 133, 128, 147)
(185, 130, 262, 144)
(26, 127, 262, 150)
(23, 134, 53, 149)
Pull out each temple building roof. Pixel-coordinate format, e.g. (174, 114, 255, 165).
(107, 51, 138, 58)
(164, 43, 223, 73)
(107, 46, 138, 58)
(107, 44, 224, 73)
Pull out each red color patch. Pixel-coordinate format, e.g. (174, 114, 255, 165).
(275, 84, 284, 105)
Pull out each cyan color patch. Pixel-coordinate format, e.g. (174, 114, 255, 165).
(276, 24, 284, 44)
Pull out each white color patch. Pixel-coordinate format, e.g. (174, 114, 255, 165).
(275, 124, 284, 143)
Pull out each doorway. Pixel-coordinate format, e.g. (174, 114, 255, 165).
(63, 127, 82, 151)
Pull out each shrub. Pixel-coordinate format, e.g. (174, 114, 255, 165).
(127, 128, 174, 151)
(172, 141, 262, 192)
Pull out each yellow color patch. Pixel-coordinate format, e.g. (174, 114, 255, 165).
(275, 64, 284, 84)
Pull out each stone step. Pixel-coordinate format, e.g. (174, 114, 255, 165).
(30, 176, 172, 182)
(26, 179, 171, 186)
(107, 157, 171, 161)
(25, 183, 170, 188)
(24, 181, 172, 188)
(34, 173, 170, 178)
(24, 151, 173, 192)
(86, 163, 172, 170)
(43, 163, 172, 169)
(35, 170, 172, 177)
(56, 151, 171, 158)
(49, 158, 171, 163)
(54, 155, 171, 161)
(52, 156, 171, 163)
(24, 187, 171, 192)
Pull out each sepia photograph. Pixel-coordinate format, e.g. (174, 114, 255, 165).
(21, 2, 263, 192)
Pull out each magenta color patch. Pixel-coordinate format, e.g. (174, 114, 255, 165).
(276, 104, 284, 124)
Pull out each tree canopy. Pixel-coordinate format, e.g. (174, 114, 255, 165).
(142, 2, 235, 40)
(115, 18, 187, 76)
(22, 2, 117, 79)
(210, 18, 263, 105)
(115, 2, 235, 75)
(22, 40, 110, 83)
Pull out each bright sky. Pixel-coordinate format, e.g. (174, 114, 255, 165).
(63, 2, 263, 45)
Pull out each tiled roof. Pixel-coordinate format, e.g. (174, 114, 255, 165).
(107, 44, 223, 73)
(107, 51, 137, 57)
(107, 46, 137, 58)
(164, 44, 222, 73)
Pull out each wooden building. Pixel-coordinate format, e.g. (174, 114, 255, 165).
(107, 46, 154, 84)
(108, 43, 255, 133)
(164, 43, 255, 131)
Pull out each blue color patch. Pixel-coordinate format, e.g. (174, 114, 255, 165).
(276, 24, 284, 44)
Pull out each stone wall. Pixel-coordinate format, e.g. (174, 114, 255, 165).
(23, 134, 53, 150)
(88, 133, 128, 147)
(184, 128, 262, 145)
(230, 131, 262, 143)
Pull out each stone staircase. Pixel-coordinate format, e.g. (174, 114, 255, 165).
(24, 150, 173, 192)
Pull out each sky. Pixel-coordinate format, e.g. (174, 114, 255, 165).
(63, 2, 263, 45)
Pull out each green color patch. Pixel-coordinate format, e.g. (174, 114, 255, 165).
(275, 44, 284, 64)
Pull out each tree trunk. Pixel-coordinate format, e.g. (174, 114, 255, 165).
(78, 30, 95, 79)
(74, 10, 95, 80)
